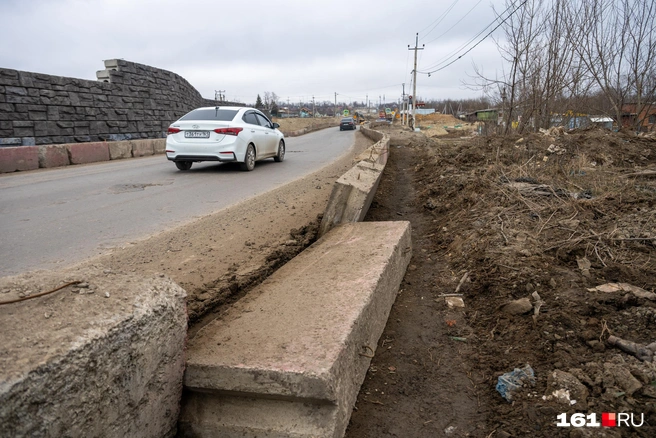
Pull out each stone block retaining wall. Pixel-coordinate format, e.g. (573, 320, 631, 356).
(0, 59, 237, 146)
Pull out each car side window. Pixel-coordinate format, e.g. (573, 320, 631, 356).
(243, 112, 259, 125)
(255, 113, 272, 128)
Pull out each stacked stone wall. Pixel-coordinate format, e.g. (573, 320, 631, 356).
(0, 59, 238, 146)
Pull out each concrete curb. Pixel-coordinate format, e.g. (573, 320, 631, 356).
(179, 221, 412, 437)
(0, 139, 167, 173)
(0, 122, 336, 173)
(319, 125, 390, 236)
(0, 146, 39, 172)
(0, 267, 188, 438)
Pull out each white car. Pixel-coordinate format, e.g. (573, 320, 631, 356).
(165, 106, 285, 171)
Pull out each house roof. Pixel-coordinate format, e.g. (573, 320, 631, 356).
(590, 117, 613, 123)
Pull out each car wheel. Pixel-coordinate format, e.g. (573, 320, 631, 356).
(240, 144, 256, 171)
(273, 140, 285, 162)
(175, 161, 192, 171)
(340, 127, 343, 131)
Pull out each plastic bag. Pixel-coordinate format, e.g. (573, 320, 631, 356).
(496, 364, 535, 402)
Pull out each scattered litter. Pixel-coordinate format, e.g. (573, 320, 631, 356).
(547, 144, 566, 155)
(449, 336, 467, 342)
(543, 388, 576, 405)
(531, 291, 544, 322)
(587, 283, 656, 300)
(454, 272, 470, 294)
(576, 257, 591, 277)
(496, 364, 536, 402)
(445, 296, 465, 308)
(445, 319, 457, 327)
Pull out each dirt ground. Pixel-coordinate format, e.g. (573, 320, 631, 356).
(3, 117, 655, 437)
(346, 124, 656, 437)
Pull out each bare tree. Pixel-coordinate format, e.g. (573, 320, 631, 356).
(569, 0, 656, 130)
(263, 92, 279, 112)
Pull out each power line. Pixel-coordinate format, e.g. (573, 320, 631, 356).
(423, 0, 483, 46)
(418, 0, 459, 42)
(418, 0, 528, 75)
(418, 0, 521, 72)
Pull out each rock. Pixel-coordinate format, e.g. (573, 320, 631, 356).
(580, 330, 597, 341)
(501, 297, 533, 315)
(549, 278, 557, 289)
(602, 362, 642, 395)
(545, 369, 589, 408)
(587, 340, 605, 353)
(568, 368, 594, 388)
(642, 384, 656, 399)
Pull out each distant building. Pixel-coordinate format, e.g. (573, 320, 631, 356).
(621, 103, 656, 132)
(551, 113, 614, 130)
(589, 117, 614, 130)
(463, 109, 499, 123)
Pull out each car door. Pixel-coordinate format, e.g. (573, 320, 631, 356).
(242, 111, 267, 155)
(254, 112, 277, 156)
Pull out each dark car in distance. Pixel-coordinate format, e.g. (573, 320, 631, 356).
(339, 117, 356, 131)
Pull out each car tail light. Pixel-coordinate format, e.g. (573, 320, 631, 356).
(167, 127, 181, 135)
(214, 127, 243, 136)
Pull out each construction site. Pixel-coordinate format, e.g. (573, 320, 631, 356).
(344, 115, 656, 437)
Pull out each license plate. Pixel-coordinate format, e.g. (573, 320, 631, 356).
(184, 131, 210, 138)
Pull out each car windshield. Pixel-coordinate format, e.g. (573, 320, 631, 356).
(341, 118, 353, 122)
(179, 108, 238, 121)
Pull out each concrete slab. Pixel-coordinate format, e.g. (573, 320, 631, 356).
(180, 221, 412, 437)
(108, 141, 132, 160)
(152, 138, 166, 154)
(0, 146, 38, 173)
(0, 266, 187, 438)
(38, 144, 70, 168)
(67, 142, 110, 164)
(131, 139, 154, 157)
(319, 161, 385, 237)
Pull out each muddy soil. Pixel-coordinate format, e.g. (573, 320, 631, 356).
(346, 125, 656, 437)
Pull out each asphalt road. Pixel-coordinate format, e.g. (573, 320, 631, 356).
(0, 128, 355, 276)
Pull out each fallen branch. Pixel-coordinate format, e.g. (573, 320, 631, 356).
(0, 281, 81, 306)
(454, 272, 470, 294)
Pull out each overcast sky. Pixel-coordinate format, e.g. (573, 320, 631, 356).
(1, 0, 511, 106)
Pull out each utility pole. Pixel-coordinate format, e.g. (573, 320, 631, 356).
(402, 83, 406, 125)
(215, 90, 225, 102)
(408, 33, 424, 129)
(335, 92, 337, 118)
(312, 96, 315, 118)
